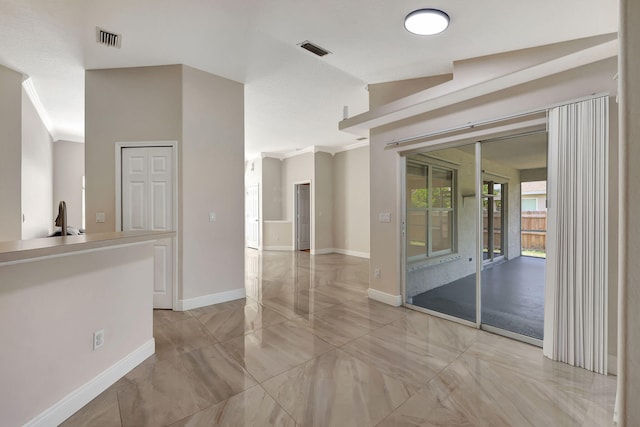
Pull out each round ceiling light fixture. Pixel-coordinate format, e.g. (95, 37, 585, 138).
(404, 9, 450, 35)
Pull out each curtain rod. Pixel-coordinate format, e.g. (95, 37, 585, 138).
(384, 92, 610, 148)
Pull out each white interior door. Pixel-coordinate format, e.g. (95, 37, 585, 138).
(122, 146, 174, 309)
(246, 185, 259, 249)
(296, 183, 311, 250)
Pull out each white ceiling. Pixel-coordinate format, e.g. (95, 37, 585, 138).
(0, 0, 618, 158)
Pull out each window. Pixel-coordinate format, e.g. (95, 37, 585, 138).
(521, 198, 538, 211)
(407, 161, 455, 259)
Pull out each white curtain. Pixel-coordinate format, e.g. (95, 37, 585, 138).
(543, 96, 609, 374)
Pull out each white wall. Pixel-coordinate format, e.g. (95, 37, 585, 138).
(333, 146, 370, 256)
(181, 65, 245, 300)
(21, 89, 53, 239)
(0, 244, 154, 426)
(0, 65, 23, 242)
(53, 140, 85, 228)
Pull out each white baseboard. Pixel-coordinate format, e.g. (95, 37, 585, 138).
(262, 245, 294, 251)
(25, 339, 155, 427)
(331, 248, 370, 259)
(311, 248, 334, 255)
(176, 288, 246, 311)
(608, 354, 617, 375)
(367, 288, 402, 307)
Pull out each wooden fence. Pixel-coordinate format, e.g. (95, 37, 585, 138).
(522, 211, 547, 250)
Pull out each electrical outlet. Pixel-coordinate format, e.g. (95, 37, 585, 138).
(378, 212, 391, 223)
(374, 268, 381, 279)
(209, 212, 216, 222)
(93, 329, 104, 351)
(95, 212, 105, 223)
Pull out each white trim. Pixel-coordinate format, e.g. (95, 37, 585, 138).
(608, 354, 618, 375)
(22, 77, 55, 140)
(176, 288, 246, 311)
(262, 245, 294, 251)
(331, 248, 370, 259)
(259, 141, 370, 161)
(282, 146, 316, 159)
(367, 288, 402, 307)
(25, 339, 155, 427)
(115, 141, 179, 311)
(331, 140, 370, 154)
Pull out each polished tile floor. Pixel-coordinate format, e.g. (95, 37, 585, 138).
(62, 250, 616, 427)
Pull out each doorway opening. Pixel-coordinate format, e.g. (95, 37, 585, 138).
(404, 130, 548, 344)
(294, 183, 311, 251)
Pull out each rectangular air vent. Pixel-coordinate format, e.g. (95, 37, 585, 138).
(298, 41, 331, 57)
(96, 27, 121, 48)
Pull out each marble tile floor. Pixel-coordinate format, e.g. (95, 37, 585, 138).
(62, 250, 616, 427)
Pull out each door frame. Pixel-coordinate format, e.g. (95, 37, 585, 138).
(115, 141, 179, 310)
(399, 130, 548, 346)
(293, 181, 312, 251)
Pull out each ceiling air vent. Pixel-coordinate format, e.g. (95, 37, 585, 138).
(96, 27, 121, 48)
(298, 41, 331, 57)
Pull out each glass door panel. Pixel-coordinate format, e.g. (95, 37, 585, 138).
(480, 136, 547, 341)
(405, 145, 477, 323)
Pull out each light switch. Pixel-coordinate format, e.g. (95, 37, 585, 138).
(378, 212, 391, 223)
(209, 212, 216, 222)
(96, 212, 105, 223)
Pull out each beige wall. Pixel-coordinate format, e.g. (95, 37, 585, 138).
(0, 65, 23, 241)
(85, 65, 182, 234)
(333, 146, 370, 255)
(53, 140, 85, 228)
(21, 89, 53, 239)
(181, 65, 244, 299)
(314, 152, 334, 251)
(262, 157, 282, 220)
(282, 153, 313, 222)
(619, 1, 639, 423)
(85, 64, 245, 302)
(0, 244, 154, 426)
(263, 221, 292, 248)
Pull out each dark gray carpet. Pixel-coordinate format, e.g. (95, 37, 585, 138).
(411, 256, 545, 339)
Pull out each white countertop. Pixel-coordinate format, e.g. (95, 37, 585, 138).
(0, 231, 175, 265)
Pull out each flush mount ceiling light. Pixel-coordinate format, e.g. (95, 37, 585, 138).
(404, 9, 450, 35)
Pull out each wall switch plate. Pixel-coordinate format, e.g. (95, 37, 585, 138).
(378, 213, 391, 223)
(93, 329, 104, 350)
(96, 212, 105, 223)
(209, 212, 216, 222)
(374, 268, 381, 279)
